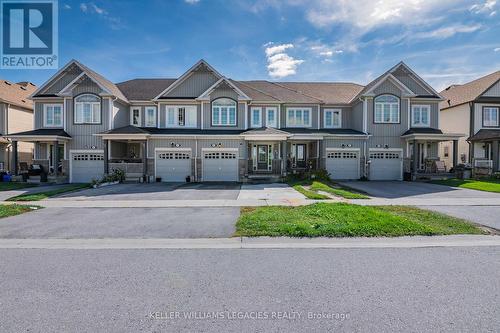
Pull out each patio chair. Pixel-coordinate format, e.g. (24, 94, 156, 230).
(435, 161, 446, 173)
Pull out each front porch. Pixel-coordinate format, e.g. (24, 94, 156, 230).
(107, 140, 147, 181)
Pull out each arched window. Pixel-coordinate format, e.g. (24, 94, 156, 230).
(74, 94, 101, 124)
(212, 98, 237, 126)
(374, 94, 399, 123)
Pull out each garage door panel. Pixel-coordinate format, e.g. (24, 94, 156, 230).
(326, 150, 359, 180)
(369, 150, 402, 180)
(71, 153, 104, 183)
(156, 151, 191, 182)
(203, 151, 238, 182)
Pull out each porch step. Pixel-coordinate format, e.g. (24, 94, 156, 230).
(245, 174, 283, 183)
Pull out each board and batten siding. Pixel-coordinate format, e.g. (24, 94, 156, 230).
(280, 104, 319, 128)
(162, 71, 219, 98)
(366, 97, 409, 137)
(392, 67, 430, 96)
(158, 103, 201, 129)
(473, 102, 500, 133)
(350, 101, 364, 132)
(34, 98, 65, 129)
(0, 103, 6, 134)
(482, 80, 500, 97)
(71, 77, 104, 96)
(247, 105, 280, 128)
(147, 138, 246, 159)
(319, 106, 351, 129)
(43, 65, 83, 95)
(409, 101, 439, 128)
(112, 100, 129, 129)
(202, 101, 245, 130)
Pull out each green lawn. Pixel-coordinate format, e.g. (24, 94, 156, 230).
(6, 183, 90, 201)
(235, 203, 485, 237)
(431, 178, 500, 193)
(0, 182, 37, 191)
(288, 179, 368, 200)
(0, 204, 37, 218)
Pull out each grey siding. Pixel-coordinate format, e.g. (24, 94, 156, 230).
(112, 100, 130, 128)
(71, 77, 104, 96)
(323, 139, 364, 154)
(367, 97, 409, 137)
(65, 96, 109, 155)
(409, 100, 439, 128)
(248, 105, 280, 128)
(34, 98, 65, 129)
(158, 103, 201, 129)
(482, 80, 500, 97)
(43, 65, 83, 95)
(209, 87, 238, 100)
(351, 101, 364, 132)
(392, 66, 431, 95)
(0, 103, 6, 134)
(281, 104, 319, 128)
(163, 70, 219, 98)
(319, 106, 351, 129)
(202, 102, 245, 130)
(147, 138, 246, 158)
(373, 80, 404, 97)
(35, 142, 47, 160)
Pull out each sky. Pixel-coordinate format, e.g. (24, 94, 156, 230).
(1, 0, 500, 92)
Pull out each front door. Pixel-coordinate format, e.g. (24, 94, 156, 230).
(418, 143, 426, 170)
(49, 144, 65, 173)
(294, 144, 306, 168)
(257, 145, 270, 171)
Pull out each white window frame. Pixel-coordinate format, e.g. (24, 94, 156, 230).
(211, 98, 237, 126)
(374, 95, 400, 124)
(43, 103, 64, 127)
(286, 107, 312, 128)
(74, 94, 101, 124)
(483, 107, 499, 127)
(411, 105, 431, 127)
(165, 105, 197, 128)
(324, 109, 342, 128)
(145, 106, 157, 127)
(266, 107, 277, 128)
(250, 107, 262, 128)
(130, 107, 141, 126)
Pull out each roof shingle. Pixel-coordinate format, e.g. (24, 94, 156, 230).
(0, 79, 36, 109)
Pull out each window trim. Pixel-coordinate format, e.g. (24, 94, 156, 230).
(165, 105, 197, 128)
(374, 94, 400, 124)
(411, 104, 431, 127)
(324, 109, 342, 128)
(144, 106, 157, 127)
(266, 107, 278, 128)
(286, 107, 312, 128)
(482, 106, 499, 128)
(130, 107, 141, 126)
(211, 97, 238, 127)
(250, 107, 262, 128)
(74, 94, 102, 125)
(43, 103, 64, 128)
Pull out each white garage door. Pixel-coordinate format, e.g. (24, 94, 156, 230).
(156, 151, 191, 182)
(71, 152, 104, 183)
(369, 150, 403, 180)
(326, 150, 360, 180)
(202, 151, 239, 182)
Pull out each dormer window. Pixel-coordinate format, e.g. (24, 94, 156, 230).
(374, 95, 399, 124)
(212, 98, 237, 126)
(74, 94, 101, 124)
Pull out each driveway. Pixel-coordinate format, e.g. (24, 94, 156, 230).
(421, 206, 500, 231)
(55, 182, 241, 201)
(0, 207, 239, 238)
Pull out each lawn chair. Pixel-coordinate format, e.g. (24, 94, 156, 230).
(435, 161, 446, 173)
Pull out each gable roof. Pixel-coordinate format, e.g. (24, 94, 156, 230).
(440, 71, 500, 110)
(197, 77, 251, 100)
(31, 59, 129, 103)
(237, 81, 322, 103)
(116, 79, 176, 101)
(0, 79, 36, 109)
(277, 82, 364, 105)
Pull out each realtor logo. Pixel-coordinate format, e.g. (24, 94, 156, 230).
(1, 0, 58, 69)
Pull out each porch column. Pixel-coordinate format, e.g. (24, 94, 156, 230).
(452, 140, 459, 169)
(53, 141, 58, 177)
(104, 140, 109, 174)
(492, 140, 499, 172)
(412, 139, 418, 179)
(143, 140, 147, 176)
(11, 141, 18, 176)
(281, 141, 287, 176)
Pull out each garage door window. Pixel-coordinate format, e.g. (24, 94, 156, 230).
(73, 153, 104, 161)
(328, 152, 357, 159)
(158, 152, 190, 159)
(204, 152, 237, 159)
(369, 152, 400, 159)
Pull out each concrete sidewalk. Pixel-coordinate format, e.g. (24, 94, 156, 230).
(0, 235, 498, 249)
(353, 198, 500, 206)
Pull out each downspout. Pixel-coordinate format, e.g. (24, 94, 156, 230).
(469, 102, 474, 164)
(194, 136, 198, 182)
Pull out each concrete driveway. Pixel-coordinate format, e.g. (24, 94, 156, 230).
(0, 207, 239, 238)
(55, 182, 241, 201)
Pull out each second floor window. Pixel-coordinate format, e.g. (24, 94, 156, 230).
(287, 108, 311, 127)
(251, 107, 262, 127)
(145, 107, 157, 127)
(324, 109, 341, 128)
(131, 107, 141, 126)
(412, 105, 430, 127)
(483, 107, 499, 127)
(166, 106, 197, 127)
(266, 107, 277, 127)
(44, 104, 63, 127)
(212, 98, 237, 126)
(74, 94, 101, 124)
(374, 95, 399, 123)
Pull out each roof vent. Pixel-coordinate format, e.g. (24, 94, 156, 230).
(447, 99, 451, 106)
(4, 81, 12, 85)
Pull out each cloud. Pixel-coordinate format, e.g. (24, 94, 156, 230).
(63, 4, 71, 9)
(413, 24, 482, 40)
(79, 3, 88, 12)
(264, 43, 304, 78)
(470, 0, 497, 15)
(80, 2, 124, 29)
(184, 0, 200, 4)
(495, 47, 500, 52)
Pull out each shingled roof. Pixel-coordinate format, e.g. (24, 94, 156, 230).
(277, 82, 364, 105)
(116, 79, 176, 100)
(0, 79, 36, 109)
(440, 71, 500, 110)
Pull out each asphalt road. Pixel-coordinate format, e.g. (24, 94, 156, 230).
(1, 247, 498, 332)
(422, 205, 500, 230)
(0, 207, 239, 238)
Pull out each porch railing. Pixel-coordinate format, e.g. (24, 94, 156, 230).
(109, 162, 144, 174)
